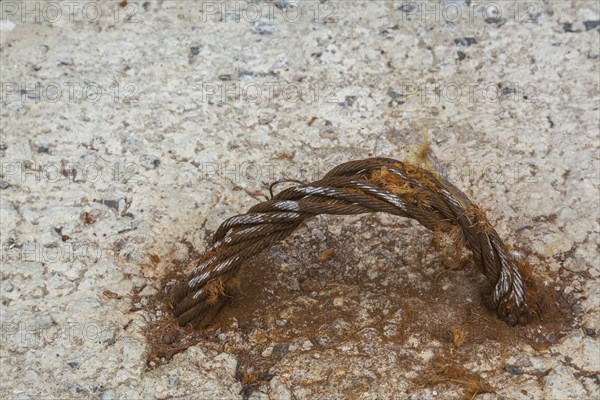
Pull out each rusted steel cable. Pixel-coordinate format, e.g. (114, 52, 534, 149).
(170, 155, 543, 328)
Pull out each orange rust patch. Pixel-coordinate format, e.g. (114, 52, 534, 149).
(369, 166, 433, 208)
(465, 205, 495, 234)
(206, 277, 226, 304)
(518, 259, 547, 322)
(430, 221, 470, 270)
(449, 326, 468, 348)
(317, 248, 336, 262)
(422, 360, 495, 400)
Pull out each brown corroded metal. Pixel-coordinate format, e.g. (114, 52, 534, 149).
(170, 155, 543, 328)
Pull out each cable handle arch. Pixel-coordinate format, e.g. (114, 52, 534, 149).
(170, 157, 543, 328)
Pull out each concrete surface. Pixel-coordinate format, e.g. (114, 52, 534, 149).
(1, 0, 599, 399)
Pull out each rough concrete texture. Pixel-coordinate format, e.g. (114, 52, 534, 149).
(1, 0, 599, 399)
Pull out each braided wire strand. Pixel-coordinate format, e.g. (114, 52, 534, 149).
(170, 157, 542, 327)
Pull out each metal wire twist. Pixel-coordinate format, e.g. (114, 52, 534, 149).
(170, 157, 542, 327)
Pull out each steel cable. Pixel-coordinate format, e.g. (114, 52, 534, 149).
(170, 156, 543, 328)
